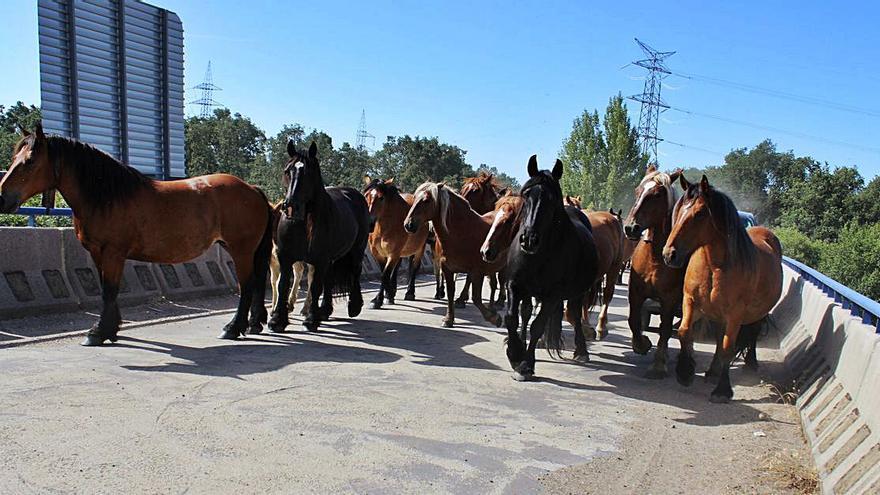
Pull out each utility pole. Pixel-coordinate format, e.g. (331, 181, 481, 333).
(627, 39, 675, 166)
(190, 61, 223, 118)
(355, 109, 375, 151)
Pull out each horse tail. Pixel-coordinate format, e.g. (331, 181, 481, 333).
(252, 188, 274, 322)
(544, 301, 565, 359)
(735, 317, 765, 368)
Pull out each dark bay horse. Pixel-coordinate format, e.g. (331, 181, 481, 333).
(0, 125, 273, 345)
(622, 166, 686, 377)
(268, 141, 370, 332)
(403, 182, 504, 328)
(363, 177, 429, 308)
(445, 172, 507, 308)
(269, 202, 314, 316)
(503, 156, 598, 380)
(562, 197, 625, 341)
(663, 175, 782, 402)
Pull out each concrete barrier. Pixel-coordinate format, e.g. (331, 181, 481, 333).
(774, 264, 880, 494)
(151, 244, 236, 300)
(0, 227, 79, 318)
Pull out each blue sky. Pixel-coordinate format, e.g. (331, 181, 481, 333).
(1, 0, 878, 184)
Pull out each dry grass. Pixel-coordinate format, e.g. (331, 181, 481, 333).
(761, 450, 820, 494)
(761, 379, 801, 405)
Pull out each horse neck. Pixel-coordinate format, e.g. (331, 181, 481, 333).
(53, 154, 89, 217)
(375, 192, 409, 229)
(434, 190, 485, 240)
(309, 183, 336, 223)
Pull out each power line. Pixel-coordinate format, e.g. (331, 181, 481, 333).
(626, 38, 675, 166)
(669, 106, 880, 154)
(665, 140, 726, 157)
(671, 70, 880, 118)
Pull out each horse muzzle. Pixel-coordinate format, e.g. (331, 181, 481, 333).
(624, 223, 643, 241)
(662, 246, 684, 268)
(0, 193, 19, 214)
(481, 245, 498, 263)
(403, 219, 419, 234)
(519, 232, 539, 254)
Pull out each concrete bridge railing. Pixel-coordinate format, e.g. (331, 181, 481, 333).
(772, 259, 880, 494)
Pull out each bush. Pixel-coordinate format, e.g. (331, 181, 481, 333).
(774, 227, 824, 269)
(819, 223, 880, 303)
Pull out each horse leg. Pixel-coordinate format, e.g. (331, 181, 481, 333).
(386, 257, 402, 305)
(513, 298, 556, 381)
(627, 290, 653, 355)
(270, 249, 280, 313)
(347, 250, 365, 318)
(434, 260, 445, 300)
(568, 297, 589, 363)
(289, 261, 303, 314)
(597, 273, 615, 340)
(247, 243, 271, 335)
(495, 271, 507, 309)
(372, 257, 394, 309)
(304, 262, 329, 331)
(442, 267, 456, 328)
(646, 302, 676, 379)
(404, 254, 420, 301)
(503, 288, 527, 373)
(82, 252, 124, 346)
(742, 321, 760, 371)
(705, 321, 725, 382)
(710, 316, 743, 403)
(519, 297, 533, 345)
(488, 273, 497, 308)
(675, 295, 698, 387)
(470, 273, 501, 327)
(301, 264, 315, 316)
(268, 256, 293, 333)
(455, 276, 470, 308)
(317, 264, 334, 322)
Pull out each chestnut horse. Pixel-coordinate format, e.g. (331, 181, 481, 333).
(403, 182, 504, 327)
(622, 166, 685, 377)
(447, 172, 507, 308)
(0, 125, 273, 345)
(562, 197, 625, 340)
(362, 177, 429, 308)
(663, 175, 782, 402)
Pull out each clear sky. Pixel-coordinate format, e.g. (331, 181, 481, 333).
(1, 0, 878, 184)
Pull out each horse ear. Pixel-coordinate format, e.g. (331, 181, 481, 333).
(308, 141, 318, 160)
(497, 187, 508, 197)
(18, 124, 30, 137)
(646, 163, 657, 174)
(362, 175, 372, 186)
(386, 178, 395, 185)
(34, 122, 45, 140)
(552, 159, 564, 180)
(700, 174, 710, 193)
(679, 174, 691, 191)
(669, 168, 683, 182)
(527, 155, 538, 177)
(287, 139, 296, 158)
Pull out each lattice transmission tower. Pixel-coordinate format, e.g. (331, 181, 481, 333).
(190, 61, 223, 118)
(355, 110, 375, 151)
(627, 39, 675, 165)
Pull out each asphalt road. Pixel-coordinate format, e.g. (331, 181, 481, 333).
(0, 277, 810, 494)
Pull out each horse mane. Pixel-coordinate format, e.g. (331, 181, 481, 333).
(639, 170, 678, 211)
(414, 181, 470, 232)
(362, 178, 400, 198)
(684, 184, 756, 270)
(463, 171, 500, 190)
(43, 135, 153, 210)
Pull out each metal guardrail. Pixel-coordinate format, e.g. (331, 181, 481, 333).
(15, 206, 73, 227)
(783, 255, 880, 333)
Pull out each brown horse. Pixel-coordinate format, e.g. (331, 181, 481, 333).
(450, 171, 507, 308)
(363, 176, 429, 308)
(0, 125, 273, 345)
(561, 196, 625, 340)
(663, 175, 782, 402)
(404, 182, 504, 327)
(622, 166, 686, 378)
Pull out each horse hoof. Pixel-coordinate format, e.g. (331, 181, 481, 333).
(441, 318, 454, 328)
(267, 320, 288, 333)
(584, 327, 597, 341)
(348, 300, 363, 318)
(573, 352, 590, 364)
(303, 320, 319, 332)
(597, 329, 608, 340)
(404, 292, 416, 301)
(370, 301, 382, 310)
(632, 335, 653, 355)
(247, 324, 263, 335)
(454, 300, 466, 309)
(511, 371, 532, 382)
(709, 393, 732, 404)
(81, 334, 107, 346)
(645, 367, 667, 380)
(218, 329, 241, 340)
(676, 357, 696, 387)
(744, 359, 759, 372)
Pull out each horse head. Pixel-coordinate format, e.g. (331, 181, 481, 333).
(460, 171, 501, 214)
(480, 192, 522, 263)
(363, 176, 398, 221)
(624, 166, 682, 241)
(0, 123, 55, 214)
(404, 181, 444, 234)
(518, 155, 564, 255)
(282, 141, 322, 222)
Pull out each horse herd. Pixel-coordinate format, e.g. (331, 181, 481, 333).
(0, 124, 783, 403)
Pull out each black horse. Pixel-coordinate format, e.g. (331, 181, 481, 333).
(503, 155, 598, 381)
(268, 141, 371, 332)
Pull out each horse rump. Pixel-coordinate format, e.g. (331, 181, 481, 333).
(325, 247, 363, 299)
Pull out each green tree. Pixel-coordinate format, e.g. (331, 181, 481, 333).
(184, 108, 266, 179)
(371, 135, 474, 191)
(820, 223, 880, 302)
(778, 165, 863, 242)
(1, 102, 42, 166)
(560, 96, 645, 210)
(774, 227, 824, 268)
(475, 164, 520, 190)
(854, 176, 880, 226)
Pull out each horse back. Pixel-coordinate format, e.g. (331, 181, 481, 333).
(588, 211, 624, 278)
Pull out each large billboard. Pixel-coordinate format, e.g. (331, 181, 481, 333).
(38, 0, 185, 179)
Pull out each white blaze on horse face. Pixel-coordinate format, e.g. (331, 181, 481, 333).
(294, 161, 305, 170)
(482, 207, 509, 255)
